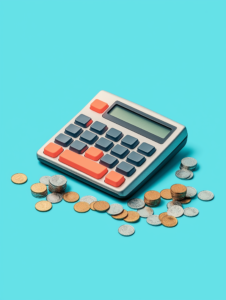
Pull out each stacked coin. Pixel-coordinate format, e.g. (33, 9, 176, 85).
(180, 157, 197, 171)
(49, 175, 67, 193)
(31, 183, 48, 198)
(170, 184, 187, 201)
(144, 191, 161, 207)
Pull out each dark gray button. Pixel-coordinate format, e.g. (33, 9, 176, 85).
(95, 137, 114, 151)
(55, 133, 73, 147)
(110, 144, 129, 159)
(126, 151, 146, 166)
(65, 124, 83, 138)
(116, 161, 136, 177)
(99, 154, 119, 169)
(79, 131, 98, 145)
(106, 128, 123, 142)
(121, 135, 139, 149)
(90, 121, 108, 135)
(137, 142, 156, 156)
(74, 114, 92, 128)
(69, 140, 88, 154)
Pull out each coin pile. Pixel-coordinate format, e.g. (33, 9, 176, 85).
(170, 184, 187, 201)
(49, 175, 67, 193)
(31, 183, 48, 198)
(144, 191, 161, 206)
(175, 157, 198, 180)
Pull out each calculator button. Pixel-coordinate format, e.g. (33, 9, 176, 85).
(44, 142, 64, 158)
(90, 121, 108, 135)
(74, 114, 93, 128)
(65, 124, 83, 138)
(69, 140, 88, 154)
(84, 147, 104, 161)
(99, 154, 119, 169)
(110, 144, 129, 159)
(116, 161, 136, 177)
(137, 142, 156, 157)
(79, 131, 98, 145)
(95, 137, 114, 152)
(55, 133, 73, 147)
(90, 99, 109, 113)
(59, 150, 108, 179)
(126, 151, 146, 166)
(105, 128, 123, 142)
(105, 171, 125, 187)
(121, 135, 139, 149)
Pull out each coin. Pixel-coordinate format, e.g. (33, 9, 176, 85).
(31, 183, 47, 194)
(175, 169, 192, 179)
(124, 211, 140, 223)
(127, 198, 145, 209)
(80, 196, 97, 204)
(161, 215, 178, 227)
(137, 207, 154, 218)
(186, 186, 197, 198)
(198, 191, 214, 201)
(159, 212, 168, 222)
(146, 215, 161, 226)
(107, 203, 124, 216)
(160, 189, 172, 200)
(184, 207, 199, 217)
(181, 157, 197, 170)
(167, 201, 182, 209)
(144, 191, 161, 207)
(90, 201, 97, 211)
(187, 172, 194, 180)
(11, 173, 27, 184)
(179, 197, 191, 204)
(63, 192, 80, 203)
(118, 225, 135, 236)
(39, 176, 51, 185)
(94, 201, 110, 212)
(50, 175, 67, 186)
(112, 210, 128, 220)
(74, 202, 90, 213)
(171, 184, 187, 194)
(46, 193, 63, 203)
(35, 201, 52, 212)
(167, 205, 184, 217)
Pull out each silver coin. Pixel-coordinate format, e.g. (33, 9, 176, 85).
(198, 190, 214, 201)
(181, 157, 197, 169)
(39, 176, 51, 185)
(46, 193, 63, 203)
(184, 207, 199, 217)
(146, 215, 161, 226)
(50, 175, 67, 187)
(187, 171, 194, 180)
(167, 201, 182, 209)
(137, 206, 154, 218)
(80, 195, 97, 204)
(107, 203, 124, 216)
(167, 205, 184, 217)
(118, 225, 135, 236)
(175, 169, 192, 179)
(127, 198, 145, 209)
(186, 186, 197, 198)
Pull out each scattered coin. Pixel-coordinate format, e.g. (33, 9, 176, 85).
(167, 201, 182, 209)
(80, 195, 97, 204)
(90, 201, 97, 211)
(47, 193, 62, 204)
(11, 173, 27, 184)
(161, 215, 178, 227)
(127, 198, 145, 209)
(184, 207, 199, 217)
(63, 192, 80, 203)
(198, 191, 214, 201)
(160, 189, 172, 200)
(181, 157, 197, 170)
(186, 186, 197, 198)
(94, 201, 110, 212)
(187, 172, 194, 180)
(179, 197, 191, 204)
(175, 169, 193, 179)
(167, 205, 184, 218)
(112, 209, 128, 220)
(39, 176, 51, 186)
(74, 202, 90, 213)
(146, 215, 161, 226)
(124, 211, 140, 223)
(118, 225, 135, 236)
(35, 201, 52, 212)
(144, 191, 161, 207)
(107, 203, 124, 216)
(137, 207, 154, 218)
(159, 212, 168, 222)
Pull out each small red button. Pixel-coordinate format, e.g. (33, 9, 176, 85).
(44, 142, 64, 158)
(84, 147, 104, 161)
(90, 99, 109, 113)
(105, 171, 125, 187)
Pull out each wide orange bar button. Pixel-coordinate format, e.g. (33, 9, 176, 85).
(105, 171, 125, 187)
(44, 142, 64, 158)
(90, 99, 109, 113)
(59, 150, 108, 179)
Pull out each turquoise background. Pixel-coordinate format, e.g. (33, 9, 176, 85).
(0, 1, 226, 300)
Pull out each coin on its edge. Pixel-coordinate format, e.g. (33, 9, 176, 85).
(35, 201, 52, 212)
(94, 201, 110, 212)
(112, 210, 128, 220)
(124, 211, 140, 223)
(11, 173, 27, 184)
(63, 192, 80, 203)
(160, 189, 172, 200)
(161, 215, 178, 227)
(74, 202, 90, 213)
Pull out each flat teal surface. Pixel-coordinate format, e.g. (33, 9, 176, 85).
(0, 1, 226, 300)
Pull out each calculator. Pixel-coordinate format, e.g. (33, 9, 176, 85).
(37, 91, 187, 199)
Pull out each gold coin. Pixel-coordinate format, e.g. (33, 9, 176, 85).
(144, 190, 161, 201)
(31, 183, 47, 194)
(11, 173, 27, 184)
(90, 201, 97, 211)
(35, 201, 52, 212)
(161, 215, 178, 227)
(93, 201, 110, 212)
(159, 212, 168, 222)
(112, 209, 128, 220)
(160, 189, 172, 200)
(74, 202, 90, 213)
(170, 184, 187, 194)
(124, 211, 140, 223)
(179, 197, 191, 204)
(63, 192, 80, 203)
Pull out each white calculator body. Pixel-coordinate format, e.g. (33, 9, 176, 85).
(37, 91, 187, 199)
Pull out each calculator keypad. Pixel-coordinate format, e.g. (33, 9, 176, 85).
(90, 99, 109, 113)
(137, 142, 156, 157)
(126, 151, 146, 166)
(106, 128, 123, 142)
(121, 135, 139, 149)
(116, 161, 136, 177)
(75, 114, 93, 128)
(44, 143, 64, 158)
(84, 147, 104, 161)
(104, 171, 125, 187)
(99, 154, 119, 169)
(69, 140, 88, 154)
(65, 124, 83, 138)
(79, 131, 98, 145)
(90, 121, 108, 135)
(55, 133, 73, 147)
(95, 137, 114, 152)
(110, 144, 129, 159)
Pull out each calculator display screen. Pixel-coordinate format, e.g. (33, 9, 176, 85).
(108, 105, 171, 139)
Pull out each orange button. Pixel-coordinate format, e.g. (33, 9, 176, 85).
(90, 99, 109, 113)
(59, 149, 108, 179)
(84, 147, 104, 161)
(44, 142, 64, 158)
(104, 171, 125, 187)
